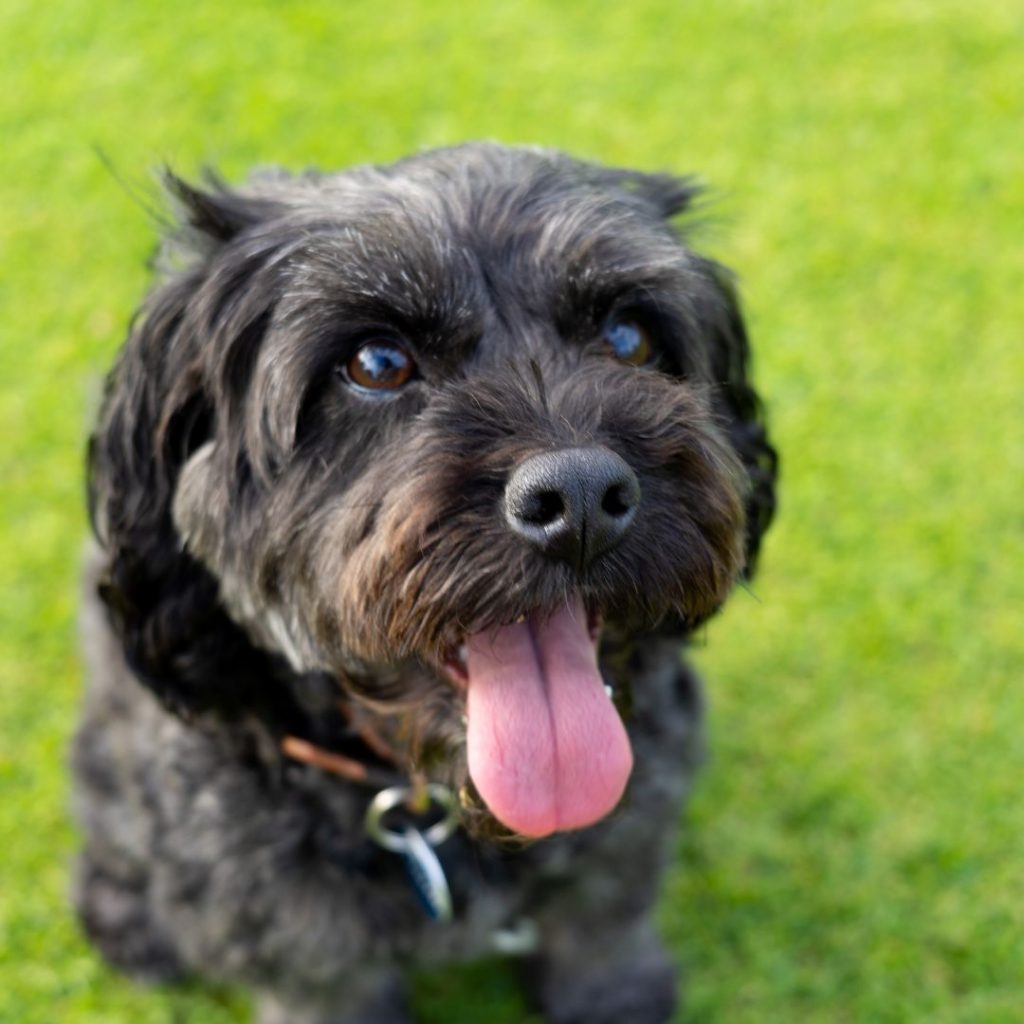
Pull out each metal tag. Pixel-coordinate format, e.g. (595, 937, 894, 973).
(400, 826, 453, 923)
(365, 784, 458, 923)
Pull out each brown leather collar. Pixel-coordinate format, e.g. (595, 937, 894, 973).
(281, 700, 418, 792)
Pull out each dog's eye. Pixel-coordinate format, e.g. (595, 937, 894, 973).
(602, 318, 652, 366)
(344, 341, 416, 392)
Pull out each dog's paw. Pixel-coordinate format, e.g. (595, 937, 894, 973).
(526, 927, 678, 1024)
(255, 973, 411, 1024)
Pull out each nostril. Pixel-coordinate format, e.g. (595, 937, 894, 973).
(521, 490, 566, 527)
(505, 446, 639, 569)
(601, 483, 633, 518)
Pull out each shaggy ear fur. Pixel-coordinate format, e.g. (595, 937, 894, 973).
(702, 263, 778, 577)
(585, 163, 702, 220)
(163, 170, 284, 249)
(87, 179, 300, 726)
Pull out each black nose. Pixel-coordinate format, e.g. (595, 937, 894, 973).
(504, 446, 641, 570)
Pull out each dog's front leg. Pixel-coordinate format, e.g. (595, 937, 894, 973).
(518, 652, 700, 1023)
(255, 969, 410, 1024)
(524, 914, 678, 1024)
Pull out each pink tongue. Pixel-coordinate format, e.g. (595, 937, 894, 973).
(465, 598, 633, 838)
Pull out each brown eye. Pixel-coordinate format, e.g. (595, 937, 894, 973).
(603, 318, 652, 366)
(345, 340, 416, 392)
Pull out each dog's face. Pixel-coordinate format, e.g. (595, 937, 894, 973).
(90, 144, 776, 838)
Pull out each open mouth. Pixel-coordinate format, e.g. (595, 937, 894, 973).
(441, 596, 632, 839)
(442, 603, 604, 687)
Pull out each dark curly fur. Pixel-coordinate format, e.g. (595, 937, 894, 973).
(73, 143, 777, 1023)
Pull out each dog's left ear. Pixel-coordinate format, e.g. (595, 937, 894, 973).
(701, 263, 778, 576)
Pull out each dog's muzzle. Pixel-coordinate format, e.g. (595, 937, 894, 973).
(503, 446, 640, 570)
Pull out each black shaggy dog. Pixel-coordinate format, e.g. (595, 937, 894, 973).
(74, 143, 777, 1024)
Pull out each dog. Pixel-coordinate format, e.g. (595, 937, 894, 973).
(73, 142, 777, 1023)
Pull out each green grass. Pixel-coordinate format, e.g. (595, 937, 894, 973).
(2, 1, 1022, 1020)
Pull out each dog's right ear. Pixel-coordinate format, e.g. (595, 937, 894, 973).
(88, 175, 286, 720)
(162, 170, 285, 252)
(585, 164, 702, 221)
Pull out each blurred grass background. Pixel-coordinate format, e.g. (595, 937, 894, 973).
(1, 1, 1021, 1021)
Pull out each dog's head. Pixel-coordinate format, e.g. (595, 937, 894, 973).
(90, 143, 777, 837)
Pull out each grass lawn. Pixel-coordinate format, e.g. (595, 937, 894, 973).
(1, 2, 1021, 1021)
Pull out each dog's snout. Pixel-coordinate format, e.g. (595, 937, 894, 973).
(504, 447, 640, 570)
